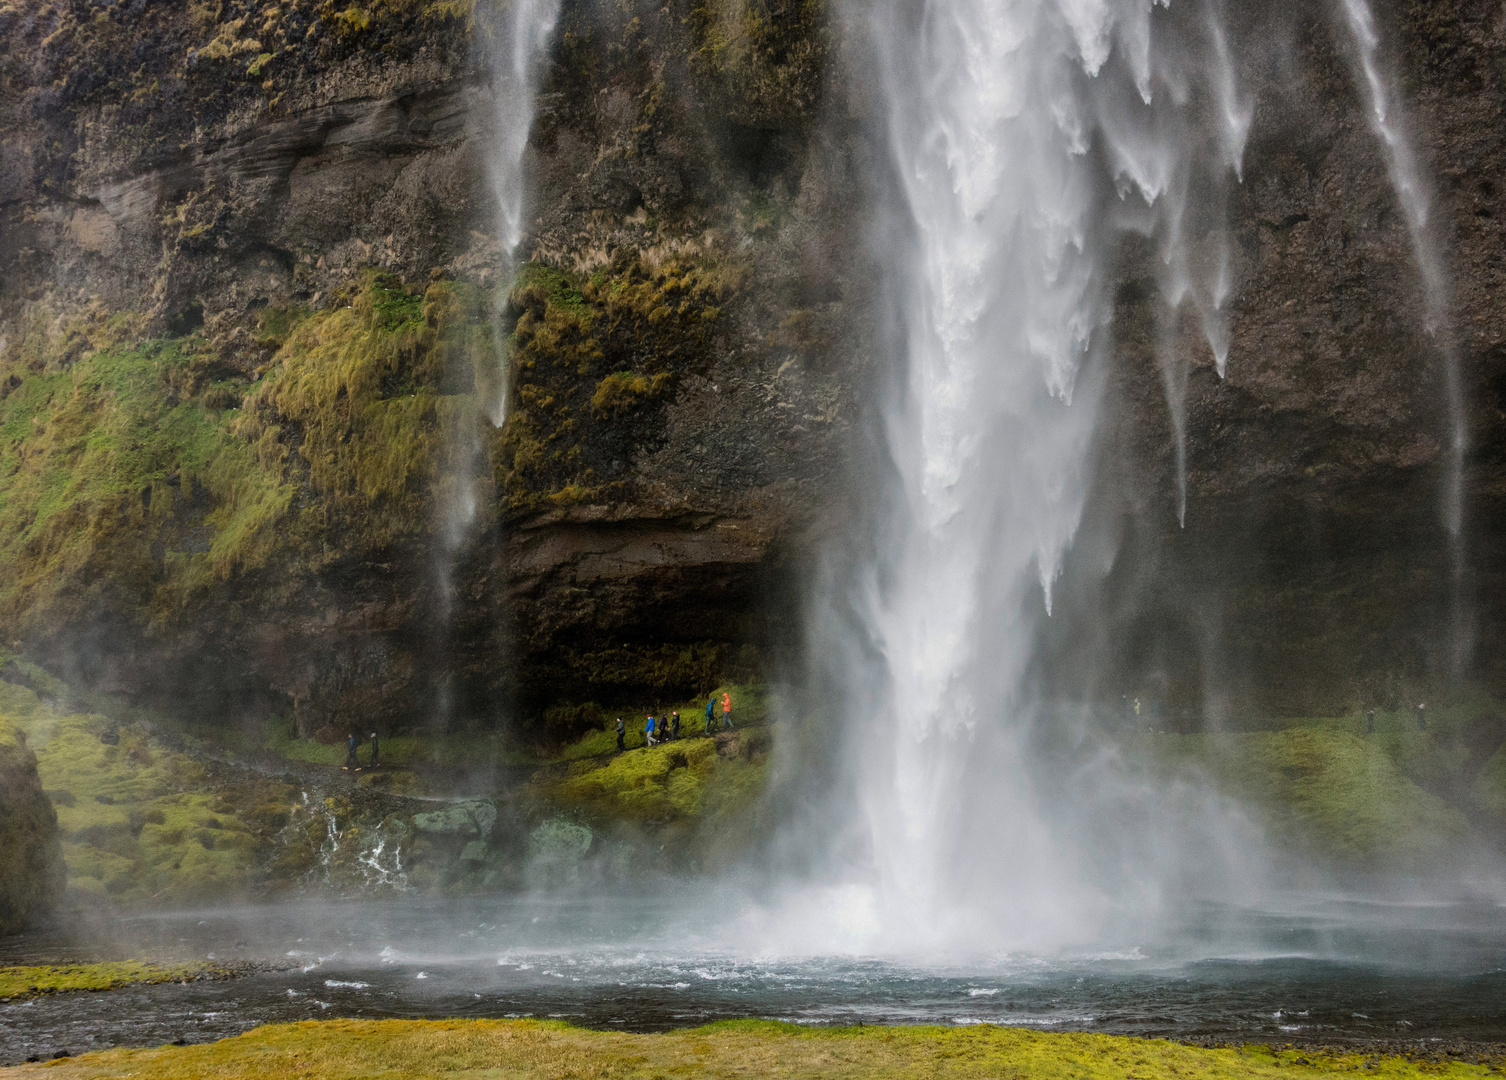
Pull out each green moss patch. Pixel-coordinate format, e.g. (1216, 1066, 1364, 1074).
(1137, 719, 1473, 866)
(497, 253, 743, 513)
(0, 319, 291, 628)
(0, 682, 295, 904)
(0, 961, 209, 1001)
(541, 684, 771, 831)
(4, 1018, 1497, 1079)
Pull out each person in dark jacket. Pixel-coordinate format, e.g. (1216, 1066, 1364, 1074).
(670, 711, 681, 740)
(705, 698, 716, 735)
(616, 717, 625, 752)
(369, 731, 380, 767)
(344, 733, 360, 771)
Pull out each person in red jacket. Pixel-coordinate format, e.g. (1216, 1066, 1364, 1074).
(721, 691, 734, 730)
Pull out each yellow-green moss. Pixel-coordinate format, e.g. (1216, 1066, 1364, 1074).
(0, 274, 497, 642)
(0, 316, 292, 626)
(237, 273, 498, 552)
(1138, 721, 1471, 865)
(497, 254, 743, 513)
(0, 961, 206, 1001)
(687, 0, 830, 128)
(2, 1018, 1496, 1080)
(544, 685, 770, 827)
(0, 682, 294, 904)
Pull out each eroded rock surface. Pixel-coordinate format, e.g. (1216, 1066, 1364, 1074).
(0, 0, 1501, 727)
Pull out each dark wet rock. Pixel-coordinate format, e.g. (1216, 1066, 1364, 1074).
(0, 0, 1502, 734)
(0, 716, 65, 935)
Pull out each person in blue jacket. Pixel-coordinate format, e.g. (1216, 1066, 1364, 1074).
(344, 733, 360, 771)
(705, 697, 716, 736)
(644, 714, 657, 746)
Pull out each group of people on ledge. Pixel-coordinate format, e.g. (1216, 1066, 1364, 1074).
(344, 730, 380, 771)
(616, 692, 733, 751)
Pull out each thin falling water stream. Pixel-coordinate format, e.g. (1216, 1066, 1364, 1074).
(1336, 0, 1469, 669)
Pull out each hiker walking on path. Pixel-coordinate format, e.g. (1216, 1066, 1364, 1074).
(369, 731, 380, 767)
(671, 711, 681, 740)
(721, 691, 734, 730)
(705, 697, 716, 736)
(644, 714, 657, 746)
(1417, 702, 1427, 731)
(1367, 709, 1376, 734)
(616, 717, 625, 752)
(344, 733, 360, 771)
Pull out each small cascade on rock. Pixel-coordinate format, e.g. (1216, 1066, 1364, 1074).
(808, 0, 1252, 951)
(1336, 0, 1469, 669)
(292, 791, 410, 894)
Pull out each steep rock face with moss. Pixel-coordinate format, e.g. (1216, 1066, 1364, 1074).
(0, 0, 856, 728)
(0, 0, 1503, 733)
(0, 711, 64, 934)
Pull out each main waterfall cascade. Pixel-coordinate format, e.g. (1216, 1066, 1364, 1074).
(785, 0, 1313, 954)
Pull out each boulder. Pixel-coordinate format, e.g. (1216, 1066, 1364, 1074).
(0, 716, 65, 934)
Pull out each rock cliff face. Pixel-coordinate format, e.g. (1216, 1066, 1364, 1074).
(0, 0, 1501, 730)
(1046, 0, 1506, 717)
(0, 713, 64, 934)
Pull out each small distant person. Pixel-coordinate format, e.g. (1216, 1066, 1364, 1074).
(706, 697, 716, 735)
(344, 733, 360, 771)
(369, 731, 380, 767)
(1417, 702, 1427, 731)
(671, 711, 681, 740)
(1133, 698, 1141, 719)
(644, 714, 657, 746)
(721, 691, 734, 730)
(1366, 709, 1376, 735)
(616, 717, 625, 752)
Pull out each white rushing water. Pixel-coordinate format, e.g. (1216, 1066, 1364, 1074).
(483, 0, 562, 427)
(802, 0, 1251, 953)
(1335, 0, 1468, 667)
(429, 0, 561, 700)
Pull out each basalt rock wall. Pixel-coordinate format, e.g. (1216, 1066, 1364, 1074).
(0, 0, 1501, 731)
(1045, 0, 1506, 720)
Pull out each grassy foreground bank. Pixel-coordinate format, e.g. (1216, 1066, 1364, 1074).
(3, 1019, 1499, 1079)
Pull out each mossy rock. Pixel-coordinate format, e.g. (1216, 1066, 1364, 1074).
(0, 711, 65, 934)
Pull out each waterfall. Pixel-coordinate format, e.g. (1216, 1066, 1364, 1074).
(483, 0, 562, 428)
(1335, 0, 1468, 669)
(429, 0, 560, 721)
(807, 0, 1249, 951)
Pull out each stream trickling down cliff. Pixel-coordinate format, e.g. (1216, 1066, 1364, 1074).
(1336, 0, 1471, 670)
(431, 0, 563, 721)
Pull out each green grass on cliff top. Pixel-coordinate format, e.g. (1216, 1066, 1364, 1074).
(0, 1018, 1494, 1080)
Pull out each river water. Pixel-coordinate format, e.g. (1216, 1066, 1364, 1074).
(3, 893, 1502, 1063)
